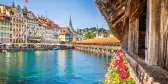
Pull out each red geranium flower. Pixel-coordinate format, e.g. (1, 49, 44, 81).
(119, 77, 125, 81)
(119, 64, 128, 70)
(119, 70, 128, 79)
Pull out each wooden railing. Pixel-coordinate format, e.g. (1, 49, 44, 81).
(74, 44, 120, 50)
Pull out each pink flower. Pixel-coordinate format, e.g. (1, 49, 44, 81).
(112, 64, 117, 68)
(119, 77, 125, 81)
(119, 64, 128, 70)
(114, 60, 123, 65)
(119, 70, 128, 79)
(119, 56, 123, 62)
(116, 49, 122, 55)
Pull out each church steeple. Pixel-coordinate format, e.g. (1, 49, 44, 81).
(69, 15, 72, 27)
(96, 25, 99, 38)
(11, 0, 15, 7)
(68, 15, 74, 33)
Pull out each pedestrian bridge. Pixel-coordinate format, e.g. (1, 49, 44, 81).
(73, 37, 121, 56)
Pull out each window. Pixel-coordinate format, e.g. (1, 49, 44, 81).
(0, 32, 2, 36)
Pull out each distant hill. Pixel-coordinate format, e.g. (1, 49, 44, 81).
(76, 27, 112, 39)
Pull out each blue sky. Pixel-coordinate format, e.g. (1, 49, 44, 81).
(0, 0, 109, 30)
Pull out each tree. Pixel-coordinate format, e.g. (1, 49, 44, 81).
(85, 32, 96, 39)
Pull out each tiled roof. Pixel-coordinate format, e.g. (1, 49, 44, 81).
(39, 16, 59, 29)
(60, 27, 69, 34)
(73, 37, 120, 44)
(5, 6, 12, 9)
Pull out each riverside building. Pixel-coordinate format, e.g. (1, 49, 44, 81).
(0, 13, 11, 44)
(24, 9, 43, 43)
(39, 16, 59, 44)
(10, 5, 25, 43)
(59, 27, 73, 44)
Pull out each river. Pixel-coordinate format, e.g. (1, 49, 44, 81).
(0, 50, 111, 84)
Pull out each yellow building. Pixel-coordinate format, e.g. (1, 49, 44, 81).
(59, 27, 73, 44)
(0, 13, 11, 44)
(0, 4, 10, 15)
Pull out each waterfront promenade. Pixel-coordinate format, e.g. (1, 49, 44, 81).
(0, 43, 73, 52)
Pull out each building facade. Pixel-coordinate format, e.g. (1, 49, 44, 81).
(24, 11, 43, 43)
(0, 13, 11, 44)
(39, 16, 59, 44)
(44, 26, 59, 44)
(10, 5, 25, 43)
(59, 27, 73, 44)
(0, 4, 13, 16)
(0, 3, 77, 45)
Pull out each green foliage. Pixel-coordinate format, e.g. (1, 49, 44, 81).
(60, 41, 65, 44)
(76, 27, 112, 37)
(84, 32, 96, 39)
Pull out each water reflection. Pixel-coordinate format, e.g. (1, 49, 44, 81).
(0, 50, 111, 84)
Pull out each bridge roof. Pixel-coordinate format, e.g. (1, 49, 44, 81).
(73, 37, 120, 44)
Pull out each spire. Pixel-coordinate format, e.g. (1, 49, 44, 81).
(23, 6, 28, 12)
(69, 15, 72, 28)
(11, 0, 15, 7)
(97, 25, 99, 33)
(16, 5, 21, 12)
(46, 10, 47, 18)
(96, 25, 99, 38)
(68, 15, 74, 33)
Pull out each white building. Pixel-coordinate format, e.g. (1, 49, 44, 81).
(44, 26, 59, 44)
(24, 9, 43, 43)
(10, 5, 26, 43)
(39, 16, 59, 44)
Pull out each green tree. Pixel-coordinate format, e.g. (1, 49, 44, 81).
(85, 32, 96, 39)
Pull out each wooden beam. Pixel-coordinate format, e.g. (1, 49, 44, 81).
(146, 0, 161, 65)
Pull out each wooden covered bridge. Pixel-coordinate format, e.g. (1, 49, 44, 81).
(96, 0, 168, 84)
(73, 37, 120, 56)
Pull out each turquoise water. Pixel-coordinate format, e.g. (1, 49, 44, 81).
(0, 50, 111, 84)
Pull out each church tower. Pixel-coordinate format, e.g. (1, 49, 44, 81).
(11, 1, 15, 7)
(96, 25, 99, 38)
(68, 16, 75, 33)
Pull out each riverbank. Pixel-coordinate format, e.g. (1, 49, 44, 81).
(0, 44, 73, 52)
